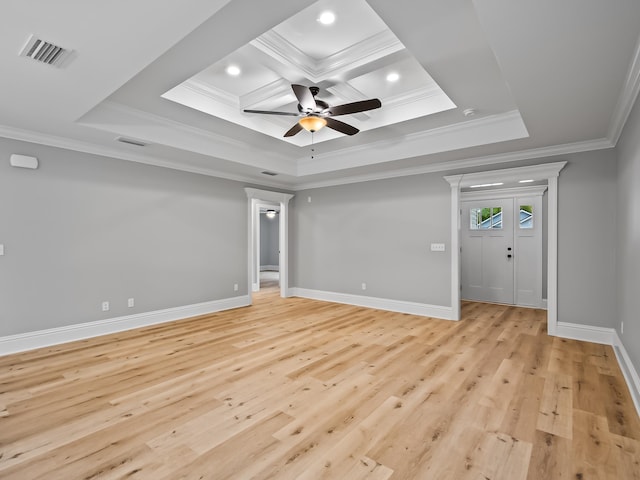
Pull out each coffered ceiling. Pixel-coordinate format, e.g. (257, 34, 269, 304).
(1, 0, 639, 189)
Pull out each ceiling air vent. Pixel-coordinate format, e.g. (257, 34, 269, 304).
(116, 137, 147, 147)
(19, 34, 71, 67)
(261, 171, 278, 176)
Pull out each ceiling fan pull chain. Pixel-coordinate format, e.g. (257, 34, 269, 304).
(311, 131, 315, 160)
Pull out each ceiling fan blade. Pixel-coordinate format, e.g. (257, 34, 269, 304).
(243, 109, 300, 117)
(292, 84, 317, 111)
(325, 117, 359, 136)
(328, 99, 382, 116)
(284, 122, 303, 137)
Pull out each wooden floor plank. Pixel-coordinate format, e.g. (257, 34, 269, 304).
(0, 291, 638, 479)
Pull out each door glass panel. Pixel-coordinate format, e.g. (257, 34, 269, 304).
(470, 207, 503, 230)
(519, 205, 533, 229)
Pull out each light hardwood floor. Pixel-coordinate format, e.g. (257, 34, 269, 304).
(1, 290, 639, 479)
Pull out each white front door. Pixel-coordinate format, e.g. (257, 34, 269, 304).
(461, 188, 544, 307)
(461, 199, 514, 304)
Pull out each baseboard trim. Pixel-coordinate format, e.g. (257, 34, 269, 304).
(555, 321, 617, 345)
(260, 265, 279, 272)
(290, 288, 454, 320)
(0, 295, 251, 356)
(612, 332, 640, 419)
(554, 322, 640, 418)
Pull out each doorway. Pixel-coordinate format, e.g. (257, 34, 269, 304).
(258, 205, 280, 291)
(244, 188, 294, 301)
(461, 186, 545, 307)
(444, 161, 566, 335)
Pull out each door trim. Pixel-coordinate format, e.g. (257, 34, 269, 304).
(245, 188, 294, 300)
(444, 161, 566, 335)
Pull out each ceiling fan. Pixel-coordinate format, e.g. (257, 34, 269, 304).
(243, 84, 381, 137)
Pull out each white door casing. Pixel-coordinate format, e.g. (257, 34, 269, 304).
(245, 188, 294, 300)
(444, 161, 565, 335)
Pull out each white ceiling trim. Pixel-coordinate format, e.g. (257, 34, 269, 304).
(79, 101, 298, 175)
(295, 110, 529, 176)
(0, 123, 289, 189)
(607, 32, 640, 145)
(294, 138, 611, 191)
(251, 30, 403, 84)
(239, 78, 293, 110)
(183, 79, 238, 108)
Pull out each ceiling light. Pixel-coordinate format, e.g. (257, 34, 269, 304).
(317, 11, 336, 25)
(519, 179, 535, 183)
(266, 209, 277, 219)
(386, 72, 400, 82)
(469, 182, 504, 188)
(299, 116, 327, 132)
(226, 65, 241, 76)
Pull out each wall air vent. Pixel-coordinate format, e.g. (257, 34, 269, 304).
(261, 171, 278, 176)
(19, 34, 72, 67)
(115, 137, 147, 147)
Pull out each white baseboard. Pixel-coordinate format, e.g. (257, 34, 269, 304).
(260, 265, 279, 272)
(554, 322, 640, 418)
(290, 288, 454, 320)
(612, 332, 640, 419)
(0, 295, 251, 356)
(555, 321, 617, 345)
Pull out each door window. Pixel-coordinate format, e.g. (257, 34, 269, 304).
(469, 207, 503, 230)
(519, 205, 533, 229)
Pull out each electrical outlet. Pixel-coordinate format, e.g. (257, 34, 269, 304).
(361, 283, 367, 291)
(101, 301, 110, 312)
(128, 298, 135, 308)
(307, 196, 312, 203)
(0, 244, 4, 256)
(234, 283, 238, 292)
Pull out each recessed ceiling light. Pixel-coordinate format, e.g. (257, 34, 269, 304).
(226, 65, 241, 76)
(317, 11, 336, 25)
(519, 179, 535, 183)
(469, 182, 504, 188)
(386, 72, 400, 82)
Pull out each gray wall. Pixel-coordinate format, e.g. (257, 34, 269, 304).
(291, 173, 451, 306)
(0, 137, 248, 337)
(291, 151, 619, 325)
(260, 213, 279, 268)
(616, 92, 640, 374)
(557, 149, 618, 328)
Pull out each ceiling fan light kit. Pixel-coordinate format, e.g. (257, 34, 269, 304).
(299, 116, 327, 132)
(244, 84, 381, 138)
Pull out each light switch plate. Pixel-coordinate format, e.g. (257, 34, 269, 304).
(430, 243, 446, 252)
(0, 244, 4, 255)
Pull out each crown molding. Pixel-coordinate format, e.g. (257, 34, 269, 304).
(0, 123, 291, 189)
(296, 110, 529, 176)
(607, 32, 640, 145)
(80, 101, 298, 175)
(293, 137, 611, 190)
(251, 30, 403, 83)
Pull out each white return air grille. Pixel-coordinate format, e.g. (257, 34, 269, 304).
(19, 34, 71, 67)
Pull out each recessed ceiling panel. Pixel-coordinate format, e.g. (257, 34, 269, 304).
(161, 0, 455, 147)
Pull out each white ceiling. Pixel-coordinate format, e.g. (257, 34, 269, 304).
(1, 0, 639, 190)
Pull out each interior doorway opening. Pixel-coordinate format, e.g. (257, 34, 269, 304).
(258, 204, 280, 291)
(244, 188, 294, 302)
